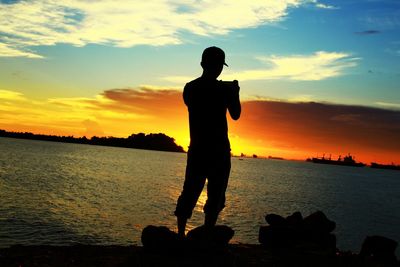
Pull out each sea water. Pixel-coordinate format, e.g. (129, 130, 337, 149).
(0, 137, 399, 255)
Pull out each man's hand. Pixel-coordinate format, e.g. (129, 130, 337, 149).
(228, 80, 241, 120)
(232, 80, 240, 95)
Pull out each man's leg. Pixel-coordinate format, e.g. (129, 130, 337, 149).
(177, 217, 188, 237)
(204, 151, 231, 227)
(204, 213, 218, 228)
(175, 151, 206, 236)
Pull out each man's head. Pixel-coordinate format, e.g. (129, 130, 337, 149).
(201, 46, 228, 79)
(201, 46, 228, 67)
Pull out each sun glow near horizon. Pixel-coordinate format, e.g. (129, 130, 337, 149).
(1, 88, 399, 165)
(1, 0, 399, 165)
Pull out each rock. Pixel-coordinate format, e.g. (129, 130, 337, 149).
(303, 211, 335, 233)
(260, 211, 337, 254)
(186, 225, 234, 246)
(300, 233, 336, 253)
(265, 214, 287, 227)
(259, 225, 291, 248)
(360, 235, 398, 264)
(286, 211, 303, 228)
(141, 225, 180, 250)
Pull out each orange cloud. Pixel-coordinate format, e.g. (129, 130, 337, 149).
(231, 101, 400, 163)
(47, 87, 189, 146)
(1, 88, 399, 164)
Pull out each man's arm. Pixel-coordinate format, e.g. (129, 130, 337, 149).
(183, 83, 191, 106)
(227, 80, 241, 120)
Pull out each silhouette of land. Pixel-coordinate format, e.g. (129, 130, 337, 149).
(0, 129, 184, 153)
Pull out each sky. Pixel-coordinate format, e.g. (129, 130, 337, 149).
(0, 0, 399, 163)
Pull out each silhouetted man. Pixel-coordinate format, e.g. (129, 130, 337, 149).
(175, 46, 241, 237)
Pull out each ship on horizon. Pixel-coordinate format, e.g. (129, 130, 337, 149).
(306, 154, 366, 167)
(370, 162, 400, 171)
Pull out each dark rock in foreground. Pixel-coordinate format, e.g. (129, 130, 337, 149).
(141, 225, 180, 251)
(259, 211, 337, 254)
(303, 210, 336, 234)
(265, 214, 287, 227)
(187, 225, 235, 247)
(141, 225, 234, 251)
(360, 236, 398, 265)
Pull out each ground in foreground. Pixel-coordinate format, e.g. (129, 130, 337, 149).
(2, 244, 397, 267)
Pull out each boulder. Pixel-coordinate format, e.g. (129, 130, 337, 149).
(141, 225, 180, 250)
(186, 225, 234, 246)
(260, 211, 337, 253)
(259, 225, 293, 248)
(286, 211, 303, 228)
(300, 232, 336, 252)
(360, 235, 398, 264)
(303, 211, 335, 234)
(265, 214, 287, 227)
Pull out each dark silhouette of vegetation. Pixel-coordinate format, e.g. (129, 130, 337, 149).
(0, 129, 184, 153)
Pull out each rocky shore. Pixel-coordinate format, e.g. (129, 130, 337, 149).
(1, 211, 398, 266)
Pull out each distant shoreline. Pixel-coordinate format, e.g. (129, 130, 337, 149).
(0, 129, 185, 153)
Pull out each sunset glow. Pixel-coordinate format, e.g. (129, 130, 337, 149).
(1, 0, 399, 164)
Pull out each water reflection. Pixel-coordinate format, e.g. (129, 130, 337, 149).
(0, 138, 399, 255)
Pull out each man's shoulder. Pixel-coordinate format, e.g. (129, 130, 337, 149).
(185, 77, 203, 88)
(184, 78, 203, 97)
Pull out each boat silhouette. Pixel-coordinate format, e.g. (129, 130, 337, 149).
(370, 162, 400, 171)
(307, 154, 365, 167)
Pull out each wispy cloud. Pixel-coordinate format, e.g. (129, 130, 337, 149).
(0, 89, 26, 101)
(163, 51, 359, 83)
(375, 101, 400, 109)
(224, 51, 359, 81)
(354, 30, 381, 35)
(0, 43, 43, 58)
(0, 0, 334, 58)
(385, 41, 400, 57)
(359, 13, 400, 30)
(308, 0, 338, 10)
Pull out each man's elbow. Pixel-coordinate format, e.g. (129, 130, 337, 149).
(231, 111, 241, 120)
(232, 115, 240, 120)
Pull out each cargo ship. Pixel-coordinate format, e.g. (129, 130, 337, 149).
(370, 162, 400, 170)
(307, 154, 365, 167)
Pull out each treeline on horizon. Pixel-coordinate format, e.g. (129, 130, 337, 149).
(0, 129, 185, 153)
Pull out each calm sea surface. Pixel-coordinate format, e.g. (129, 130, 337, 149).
(1, 137, 399, 254)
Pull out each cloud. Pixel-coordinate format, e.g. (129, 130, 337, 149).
(375, 101, 400, 109)
(163, 51, 359, 82)
(354, 30, 381, 35)
(1, 87, 188, 140)
(47, 87, 186, 124)
(0, 89, 26, 101)
(1, 88, 399, 162)
(82, 119, 104, 137)
(0, 0, 333, 58)
(385, 41, 400, 57)
(232, 100, 400, 161)
(0, 43, 43, 58)
(99, 87, 184, 116)
(308, 0, 338, 9)
(163, 76, 193, 84)
(359, 11, 400, 30)
(222, 51, 359, 81)
(314, 3, 337, 9)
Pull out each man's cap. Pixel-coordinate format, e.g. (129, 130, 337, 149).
(201, 46, 228, 67)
